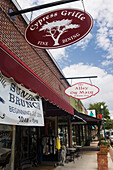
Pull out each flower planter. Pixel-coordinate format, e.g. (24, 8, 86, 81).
(97, 151, 108, 170)
(100, 145, 108, 153)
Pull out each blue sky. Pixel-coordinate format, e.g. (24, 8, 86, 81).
(16, 0, 113, 118)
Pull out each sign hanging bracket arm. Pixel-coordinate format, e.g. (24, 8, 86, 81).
(9, 0, 80, 16)
(60, 76, 98, 80)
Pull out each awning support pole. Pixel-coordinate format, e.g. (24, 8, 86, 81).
(97, 123, 101, 145)
(68, 117, 72, 147)
(9, 0, 80, 16)
(11, 125, 16, 170)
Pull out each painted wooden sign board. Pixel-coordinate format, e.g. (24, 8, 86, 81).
(65, 82, 99, 100)
(25, 8, 93, 49)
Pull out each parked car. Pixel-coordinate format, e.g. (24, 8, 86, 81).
(109, 131, 113, 145)
(105, 131, 110, 139)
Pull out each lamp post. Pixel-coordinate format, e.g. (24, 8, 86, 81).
(101, 105, 106, 143)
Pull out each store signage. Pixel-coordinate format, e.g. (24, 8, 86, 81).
(0, 72, 44, 126)
(87, 109, 96, 118)
(97, 114, 102, 120)
(97, 114, 103, 123)
(65, 82, 99, 100)
(25, 8, 93, 49)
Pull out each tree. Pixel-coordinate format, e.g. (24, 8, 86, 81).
(88, 102, 110, 119)
(88, 102, 111, 129)
(39, 19, 80, 46)
(105, 119, 113, 129)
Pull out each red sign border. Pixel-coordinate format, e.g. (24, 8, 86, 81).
(25, 8, 94, 49)
(64, 82, 100, 100)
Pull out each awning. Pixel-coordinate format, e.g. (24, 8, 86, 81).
(73, 109, 102, 125)
(0, 43, 74, 115)
(72, 114, 87, 124)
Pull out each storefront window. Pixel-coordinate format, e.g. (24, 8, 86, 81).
(0, 124, 12, 168)
(58, 126, 68, 146)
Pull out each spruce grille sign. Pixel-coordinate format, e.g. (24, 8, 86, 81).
(65, 82, 99, 100)
(25, 9, 93, 49)
(0, 72, 44, 126)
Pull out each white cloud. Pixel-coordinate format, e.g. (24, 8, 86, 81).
(96, 26, 113, 59)
(37, 0, 82, 10)
(74, 33, 93, 50)
(106, 55, 112, 60)
(16, 0, 82, 19)
(49, 48, 67, 61)
(62, 63, 113, 118)
(16, 0, 113, 59)
(94, 2, 113, 60)
(16, 0, 35, 8)
(102, 60, 113, 66)
(16, 0, 113, 118)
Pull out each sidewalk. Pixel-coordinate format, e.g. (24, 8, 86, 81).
(55, 140, 113, 170)
(26, 140, 113, 170)
(109, 146, 113, 162)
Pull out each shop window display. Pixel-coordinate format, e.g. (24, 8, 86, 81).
(42, 136, 56, 155)
(41, 119, 58, 161)
(0, 125, 12, 168)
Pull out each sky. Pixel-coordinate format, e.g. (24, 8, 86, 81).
(16, 0, 113, 119)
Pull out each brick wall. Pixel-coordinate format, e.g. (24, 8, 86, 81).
(0, 0, 70, 103)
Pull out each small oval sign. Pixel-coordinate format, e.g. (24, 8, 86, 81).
(25, 8, 93, 49)
(65, 82, 99, 100)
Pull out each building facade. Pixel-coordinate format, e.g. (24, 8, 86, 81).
(0, 1, 101, 169)
(0, 0, 75, 169)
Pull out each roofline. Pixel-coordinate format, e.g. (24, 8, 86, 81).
(11, 0, 70, 86)
(11, 0, 29, 24)
(74, 115, 87, 123)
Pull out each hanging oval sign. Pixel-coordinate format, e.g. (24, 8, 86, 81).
(65, 82, 99, 100)
(25, 8, 93, 49)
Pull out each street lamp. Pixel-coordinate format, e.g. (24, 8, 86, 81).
(101, 105, 106, 143)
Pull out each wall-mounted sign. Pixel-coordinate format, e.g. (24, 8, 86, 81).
(97, 114, 102, 120)
(0, 72, 44, 126)
(97, 114, 103, 123)
(65, 82, 99, 100)
(25, 8, 93, 49)
(87, 109, 96, 118)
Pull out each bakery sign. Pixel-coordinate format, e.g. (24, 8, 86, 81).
(25, 8, 93, 49)
(65, 82, 99, 100)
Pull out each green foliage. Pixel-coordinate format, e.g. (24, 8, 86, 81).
(101, 136, 105, 140)
(88, 102, 110, 119)
(88, 102, 112, 129)
(105, 119, 113, 129)
(99, 141, 110, 154)
(100, 142, 110, 148)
